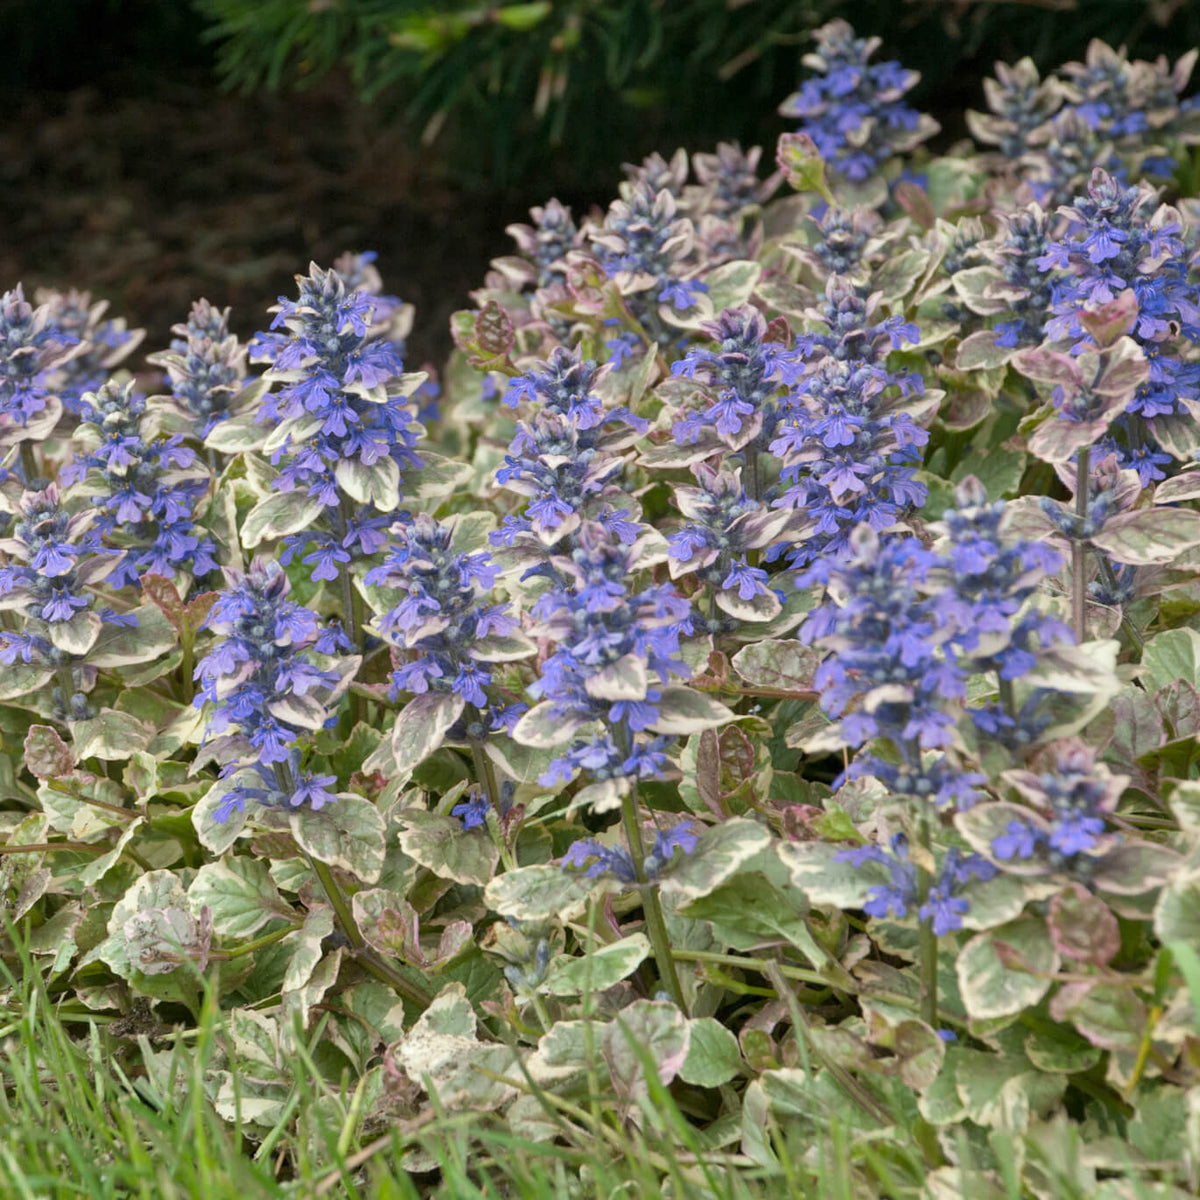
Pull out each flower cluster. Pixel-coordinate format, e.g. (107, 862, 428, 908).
(505, 199, 582, 291)
(366, 513, 524, 733)
(146, 299, 252, 439)
(670, 305, 800, 470)
(0, 284, 78, 447)
(250, 260, 424, 504)
(60, 379, 217, 588)
(967, 57, 1065, 162)
(835, 834, 997, 936)
(1038, 169, 1199, 428)
(667, 463, 797, 628)
(770, 278, 928, 566)
(929, 478, 1070, 686)
(250, 262, 424, 575)
(194, 558, 354, 822)
(562, 823, 698, 884)
(528, 522, 691, 790)
(803, 481, 1069, 810)
(587, 181, 708, 339)
(991, 741, 1125, 876)
(778, 19, 937, 184)
(689, 142, 780, 222)
(492, 346, 644, 553)
(0, 484, 132, 717)
(36, 288, 143, 417)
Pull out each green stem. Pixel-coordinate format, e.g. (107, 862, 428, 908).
(668, 948, 830, 989)
(1073, 446, 1090, 643)
(916, 808, 938, 1030)
(998, 676, 1015, 721)
(220, 921, 302, 959)
(179, 630, 195, 706)
(618, 784, 688, 1013)
(19, 441, 39, 486)
(469, 737, 501, 811)
(306, 854, 431, 1008)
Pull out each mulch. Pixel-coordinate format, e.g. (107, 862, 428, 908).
(0, 69, 545, 374)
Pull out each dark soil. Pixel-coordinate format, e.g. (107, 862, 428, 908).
(0, 68, 568, 377)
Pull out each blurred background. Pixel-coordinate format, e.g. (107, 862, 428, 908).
(2, 0, 1198, 370)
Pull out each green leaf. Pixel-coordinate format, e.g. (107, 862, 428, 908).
(955, 330, 1016, 371)
(69, 710, 154, 762)
(660, 817, 771, 902)
(0, 663, 52, 701)
(469, 632, 536, 662)
(240, 490, 327, 548)
(483, 864, 592, 921)
(1090, 508, 1200, 566)
(541, 934, 650, 996)
(395, 808, 498, 887)
(96, 870, 189, 980)
(953, 1049, 1066, 1131)
(410, 452, 473, 501)
(780, 839, 893, 908)
(703, 260, 762, 312)
(334, 455, 402, 511)
(679, 1017, 742, 1088)
(648, 686, 736, 735)
(730, 640, 819, 691)
(23, 725, 74, 778)
(191, 776, 250, 854)
(188, 857, 294, 938)
(511, 700, 587, 748)
(956, 915, 1060, 1021)
(290, 796, 387, 883)
(204, 412, 268, 453)
(351, 888, 416, 959)
(1155, 864, 1200, 943)
(1049, 980, 1145, 1051)
(583, 654, 648, 702)
(377, 691, 465, 782)
(602, 999, 691, 1100)
(678, 872, 810, 951)
(88, 603, 176, 668)
(1142, 628, 1200, 692)
(949, 448, 1026, 501)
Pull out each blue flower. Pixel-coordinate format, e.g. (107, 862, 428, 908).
(250, 260, 424, 585)
(562, 824, 698, 883)
(778, 19, 934, 183)
(196, 558, 352, 816)
(60, 379, 217, 588)
(367, 514, 522, 734)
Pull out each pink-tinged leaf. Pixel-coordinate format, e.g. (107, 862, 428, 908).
(1049, 980, 1146, 1051)
(23, 724, 75, 778)
(1028, 415, 1114, 465)
(473, 299, 514, 358)
(695, 728, 722, 817)
(141, 574, 186, 635)
(1089, 508, 1200, 566)
(449, 310, 476, 354)
(185, 591, 219, 630)
(1153, 470, 1200, 504)
(1011, 346, 1083, 389)
(894, 180, 934, 229)
(763, 315, 791, 346)
(1047, 883, 1120, 965)
(1091, 337, 1148, 399)
(955, 330, 1016, 371)
(602, 1000, 691, 1101)
(1078, 289, 1138, 348)
(1091, 841, 1183, 895)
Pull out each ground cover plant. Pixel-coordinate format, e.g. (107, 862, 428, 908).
(6, 20, 1200, 1198)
